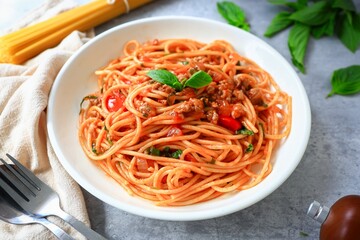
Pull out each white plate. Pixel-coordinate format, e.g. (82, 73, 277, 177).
(47, 16, 311, 221)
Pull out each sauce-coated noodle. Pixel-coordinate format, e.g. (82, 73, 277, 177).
(78, 39, 291, 206)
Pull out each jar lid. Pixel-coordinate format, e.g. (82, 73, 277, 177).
(307, 201, 330, 224)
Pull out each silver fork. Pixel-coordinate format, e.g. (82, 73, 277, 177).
(0, 185, 74, 240)
(0, 154, 106, 240)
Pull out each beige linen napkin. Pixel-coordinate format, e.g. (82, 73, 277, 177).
(0, 2, 95, 240)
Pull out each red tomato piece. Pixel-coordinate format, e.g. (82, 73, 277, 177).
(105, 92, 125, 112)
(136, 158, 149, 173)
(167, 125, 183, 137)
(161, 175, 167, 184)
(218, 115, 242, 131)
(185, 154, 197, 162)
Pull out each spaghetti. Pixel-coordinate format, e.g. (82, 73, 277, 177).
(78, 39, 292, 206)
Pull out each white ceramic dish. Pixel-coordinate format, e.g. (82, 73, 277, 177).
(47, 16, 311, 221)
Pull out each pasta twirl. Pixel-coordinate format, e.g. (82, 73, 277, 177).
(78, 39, 292, 206)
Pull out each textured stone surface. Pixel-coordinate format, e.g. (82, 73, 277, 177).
(82, 1, 360, 239)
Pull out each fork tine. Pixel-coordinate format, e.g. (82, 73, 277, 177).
(6, 154, 41, 190)
(0, 166, 36, 200)
(0, 176, 29, 207)
(0, 159, 37, 196)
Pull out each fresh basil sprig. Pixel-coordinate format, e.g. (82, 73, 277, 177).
(264, 0, 360, 73)
(147, 69, 212, 91)
(146, 69, 183, 91)
(264, 12, 293, 37)
(217, 1, 250, 31)
(288, 22, 311, 74)
(327, 65, 360, 97)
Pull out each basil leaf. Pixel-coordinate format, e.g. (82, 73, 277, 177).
(337, 12, 360, 53)
(147, 69, 183, 91)
(288, 22, 311, 73)
(217, 1, 250, 31)
(235, 127, 254, 136)
(328, 65, 360, 97)
(267, 0, 307, 10)
(245, 144, 254, 153)
(289, 1, 332, 26)
(171, 149, 183, 159)
(183, 70, 212, 89)
(264, 12, 293, 37)
(332, 0, 356, 12)
(267, 0, 289, 4)
(353, 13, 360, 32)
(148, 146, 161, 156)
(80, 95, 97, 108)
(311, 12, 336, 39)
(91, 143, 98, 155)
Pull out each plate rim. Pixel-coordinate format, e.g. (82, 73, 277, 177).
(47, 15, 311, 221)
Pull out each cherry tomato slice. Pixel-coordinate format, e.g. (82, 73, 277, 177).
(218, 115, 242, 132)
(167, 125, 183, 137)
(105, 92, 125, 112)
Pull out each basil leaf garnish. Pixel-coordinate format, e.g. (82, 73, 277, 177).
(217, 1, 250, 31)
(288, 22, 311, 73)
(235, 128, 254, 136)
(267, 0, 304, 10)
(147, 69, 183, 91)
(245, 144, 254, 153)
(147, 69, 212, 91)
(183, 70, 212, 89)
(264, 12, 293, 37)
(171, 149, 183, 159)
(289, 1, 332, 26)
(328, 65, 360, 97)
(337, 12, 360, 53)
(311, 12, 336, 39)
(265, 0, 360, 73)
(332, 0, 356, 12)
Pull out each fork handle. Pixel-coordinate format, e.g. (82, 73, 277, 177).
(55, 209, 107, 240)
(35, 217, 75, 240)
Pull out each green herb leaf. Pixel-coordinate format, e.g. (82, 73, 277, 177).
(289, 1, 332, 26)
(299, 231, 309, 237)
(267, 0, 307, 10)
(245, 144, 254, 153)
(148, 146, 161, 156)
(332, 0, 356, 12)
(147, 69, 183, 91)
(267, 0, 289, 5)
(288, 22, 311, 73)
(80, 95, 97, 108)
(353, 13, 360, 32)
(92, 143, 98, 155)
(328, 65, 360, 97)
(337, 12, 360, 52)
(161, 146, 171, 157)
(235, 127, 254, 136)
(171, 149, 183, 159)
(311, 12, 336, 39)
(217, 1, 250, 31)
(183, 70, 213, 89)
(264, 12, 293, 37)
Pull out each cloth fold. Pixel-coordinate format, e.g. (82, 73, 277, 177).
(0, 4, 94, 239)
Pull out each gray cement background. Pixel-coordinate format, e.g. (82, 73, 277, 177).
(82, 0, 360, 239)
